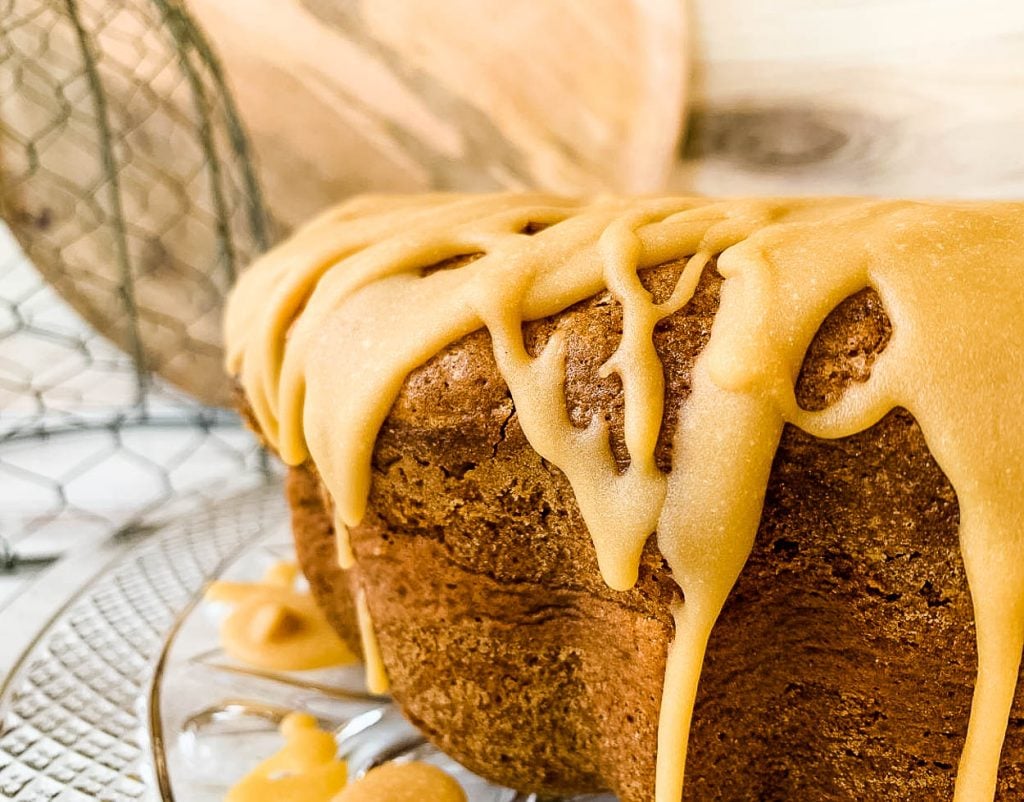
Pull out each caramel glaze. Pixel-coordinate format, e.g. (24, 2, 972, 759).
(225, 712, 347, 802)
(207, 561, 357, 671)
(226, 195, 1024, 802)
(224, 711, 465, 802)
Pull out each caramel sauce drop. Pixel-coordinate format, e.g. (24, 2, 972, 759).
(207, 561, 356, 671)
(335, 762, 467, 802)
(225, 712, 347, 802)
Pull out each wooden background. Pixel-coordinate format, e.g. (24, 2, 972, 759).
(680, 0, 1024, 199)
(186, 0, 1024, 229)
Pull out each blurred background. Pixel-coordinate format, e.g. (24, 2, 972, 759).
(1, 0, 1022, 665)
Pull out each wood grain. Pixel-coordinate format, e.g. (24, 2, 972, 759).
(675, 0, 1024, 198)
(183, 0, 690, 230)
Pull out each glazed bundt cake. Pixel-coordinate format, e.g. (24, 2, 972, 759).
(225, 195, 1024, 801)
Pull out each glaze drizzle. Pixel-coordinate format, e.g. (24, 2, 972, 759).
(226, 195, 1024, 802)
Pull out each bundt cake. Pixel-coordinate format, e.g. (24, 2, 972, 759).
(225, 195, 1024, 801)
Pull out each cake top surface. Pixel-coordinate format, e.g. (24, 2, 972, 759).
(225, 194, 1024, 802)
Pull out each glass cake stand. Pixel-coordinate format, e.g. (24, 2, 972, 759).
(0, 483, 615, 801)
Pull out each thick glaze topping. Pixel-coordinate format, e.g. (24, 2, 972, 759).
(225, 195, 1024, 802)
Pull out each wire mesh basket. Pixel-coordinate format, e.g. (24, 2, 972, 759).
(0, 0, 272, 583)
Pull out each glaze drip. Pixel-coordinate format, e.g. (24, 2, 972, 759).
(225, 195, 1024, 802)
(356, 588, 389, 695)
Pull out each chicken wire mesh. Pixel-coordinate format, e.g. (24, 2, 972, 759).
(0, 0, 274, 582)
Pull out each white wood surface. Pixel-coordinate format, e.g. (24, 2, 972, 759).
(187, 0, 1024, 203)
(677, 0, 1024, 198)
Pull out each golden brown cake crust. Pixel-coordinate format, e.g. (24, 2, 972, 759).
(265, 262, 1024, 801)
(286, 463, 363, 658)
